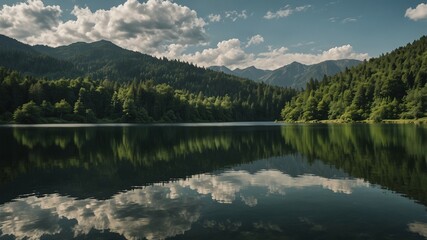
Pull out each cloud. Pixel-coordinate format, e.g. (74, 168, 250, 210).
(405, 3, 427, 21)
(291, 41, 315, 48)
(0, 168, 370, 239)
(264, 5, 311, 19)
(250, 44, 368, 69)
(224, 10, 248, 22)
(203, 219, 242, 232)
(0, 0, 62, 39)
(408, 222, 427, 238)
(0, 0, 207, 55)
(253, 221, 283, 232)
(241, 195, 258, 207)
(0, 186, 202, 240)
(178, 169, 370, 203)
(342, 17, 357, 23)
(246, 34, 264, 47)
(178, 38, 254, 68)
(329, 17, 358, 24)
(208, 13, 221, 22)
(175, 38, 368, 70)
(0, 0, 368, 71)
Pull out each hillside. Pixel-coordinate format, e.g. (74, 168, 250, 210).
(233, 66, 271, 81)
(281, 36, 427, 122)
(208, 66, 235, 76)
(0, 34, 297, 123)
(0, 35, 79, 78)
(209, 59, 361, 89)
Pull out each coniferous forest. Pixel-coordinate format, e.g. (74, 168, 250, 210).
(0, 34, 427, 123)
(281, 36, 427, 122)
(0, 68, 297, 123)
(0, 34, 297, 123)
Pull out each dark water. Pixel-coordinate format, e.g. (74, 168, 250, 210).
(0, 123, 427, 240)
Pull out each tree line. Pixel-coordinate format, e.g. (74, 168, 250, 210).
(281, 36, 427, 122)
(0, 67, 297, 123)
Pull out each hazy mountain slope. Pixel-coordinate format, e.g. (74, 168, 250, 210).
(233, 66, 271, 81)
(209, 60, 361, 89)
(208, 66, 235, 75)
(260, 59, 361, 89)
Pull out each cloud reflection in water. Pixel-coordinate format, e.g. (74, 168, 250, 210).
(0, 170, 369, 239)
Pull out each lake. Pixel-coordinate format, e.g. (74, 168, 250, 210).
(0, 123, 427, 240)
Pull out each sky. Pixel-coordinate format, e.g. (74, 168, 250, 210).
(0, 0, 426, 70)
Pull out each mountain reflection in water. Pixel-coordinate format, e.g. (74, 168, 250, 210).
(0, 123, 426, 239)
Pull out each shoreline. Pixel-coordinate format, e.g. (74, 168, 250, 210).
(282, 117, 427, 124)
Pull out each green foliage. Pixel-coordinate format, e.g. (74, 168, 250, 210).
(282, 36, 427, 121)
(0, 35, 299, 123)
(54, 99, 72, 119)
(0, 67, 297, 123)
(369, 98, 400, 122)
(13, 101, 42, 123)
(400, 85, 427, 119)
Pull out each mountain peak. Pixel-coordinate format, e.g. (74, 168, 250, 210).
(91, 39, 119, 47)
(0, 34, 37, 53)
(208, 59, 361, 86)
(243, 66, 259, 71)
(288, 61, 305, 66)
(208, 65, 234, 75)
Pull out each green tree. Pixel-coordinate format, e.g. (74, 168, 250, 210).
(13, 101, 42, 123)
(54, 99, 72, 119)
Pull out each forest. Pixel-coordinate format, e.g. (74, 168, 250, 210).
(281, 36, 427, 122)
(1, 34, 427, 123)
(0, 67, 296, 123)
(0, 34, 298, 123)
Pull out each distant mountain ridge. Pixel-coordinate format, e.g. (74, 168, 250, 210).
(0, 34, 298, 122)
(209, 59, 362, 89)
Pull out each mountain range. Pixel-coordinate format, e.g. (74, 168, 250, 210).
(210, 59, 361, 89)
(0, 34, 297, 123)
(0, 33, 360, 91)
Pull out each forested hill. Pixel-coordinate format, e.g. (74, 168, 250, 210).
(0, 35, 297, 123)
(0, 35, 78, 78)
(281, 35, 427, 122)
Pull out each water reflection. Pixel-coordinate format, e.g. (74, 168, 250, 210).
(0, 124, 427, 239)
(0, 188, 201, 240)
(0, 157, 369, 240)
(409, 222, 427, 238)
(280, 124, 427, 205)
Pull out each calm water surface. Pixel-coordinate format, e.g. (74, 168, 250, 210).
(0, 123, 427, 239)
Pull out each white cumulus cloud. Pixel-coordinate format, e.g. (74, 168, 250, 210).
(224, 10, 248, 22)
(405, 3, 427, 21)
(0, 0, 62, 39)
(174, 38, 368, 70)
(208, 13, 221, 22)
(178, 38, 255, 68)
(0, 0, 208, 55)
(264, 5, 311, 19)
(246, 34, 264, 47)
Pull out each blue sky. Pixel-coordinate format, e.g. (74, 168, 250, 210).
(0, 0, 426, 69)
